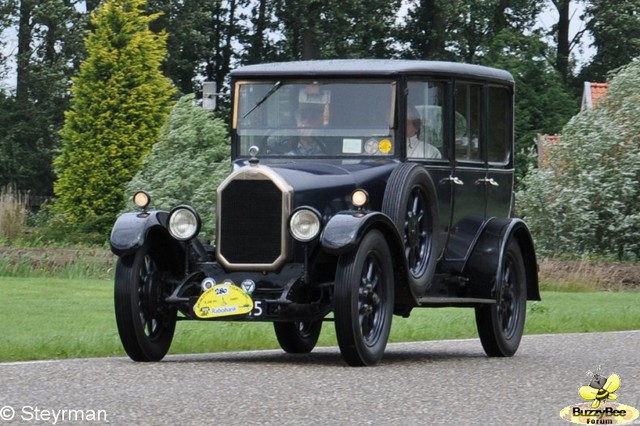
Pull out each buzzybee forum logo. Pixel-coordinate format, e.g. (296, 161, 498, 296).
(560, 370, 639, 424)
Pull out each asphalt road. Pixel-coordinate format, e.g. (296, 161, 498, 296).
(1, 331, 639, 426)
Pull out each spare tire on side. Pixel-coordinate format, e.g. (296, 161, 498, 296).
(382, 163, 440, 296)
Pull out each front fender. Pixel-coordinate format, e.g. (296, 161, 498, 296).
(110, 210, 170, 256)
(320, 210, 403, 256)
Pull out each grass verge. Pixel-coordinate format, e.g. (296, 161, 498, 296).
(1, 277, 639, 362)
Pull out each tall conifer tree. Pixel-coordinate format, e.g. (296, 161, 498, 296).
(53, 0, 174, 232)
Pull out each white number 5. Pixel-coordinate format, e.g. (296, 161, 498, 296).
(252, 301, 263, 317)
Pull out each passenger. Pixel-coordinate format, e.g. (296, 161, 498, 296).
(406, 106, 442, 159)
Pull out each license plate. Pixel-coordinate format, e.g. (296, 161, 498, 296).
(194, 283, 254, 319)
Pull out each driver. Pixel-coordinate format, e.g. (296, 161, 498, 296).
(291, 104, 325, 155)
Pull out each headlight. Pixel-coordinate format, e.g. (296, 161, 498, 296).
(289, 208, 321, 242)
(168, 206, 201, 241)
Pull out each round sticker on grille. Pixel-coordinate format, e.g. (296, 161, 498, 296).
(194, 283, 254, 318)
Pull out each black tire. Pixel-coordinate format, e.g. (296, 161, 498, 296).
(475, 240, 527, 357)
(382, 163, 439, 291)
(273, 320, 322, 354)
(334, 230, 394, 366)
(114, 243, 176, 361)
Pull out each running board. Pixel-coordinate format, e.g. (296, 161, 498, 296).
(416, 297, 495, 307)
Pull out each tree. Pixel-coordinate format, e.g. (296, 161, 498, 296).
(242, 0, 273, 64)
(517, 59, 640, 260)
(0, 0, 87, 196)
(579, 0, 640, 82)
(0, 0, 16, 83)
(484, 29, 578, 184)
(398, 0, 452, 60)
(85, 0, 101, 14)
(53, 0, 175, 233)
(125, 94, 230, 237)
(146, 0, 245, 97)
(271, 0, 401, 60)
(399, 0, 543, 62)
(549, 0, 571, 82)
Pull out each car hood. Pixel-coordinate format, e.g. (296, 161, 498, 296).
(232, 158, 400, 213)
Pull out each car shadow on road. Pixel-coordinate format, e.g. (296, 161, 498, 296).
(160, 346, 487, 367)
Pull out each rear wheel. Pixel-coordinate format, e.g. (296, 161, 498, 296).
(334, 230, 394, 366)
(274, 320, 322, 354)
(475, 240, 527, 357)
(114, 243, 176, 361)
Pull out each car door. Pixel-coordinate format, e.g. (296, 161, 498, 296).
(445, 82, 515, 264)
(445, 81, 487, 262)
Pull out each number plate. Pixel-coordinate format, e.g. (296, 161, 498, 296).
(194, 283, 254, 319)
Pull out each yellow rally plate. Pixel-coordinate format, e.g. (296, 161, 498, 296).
(194, 283, 254, 319)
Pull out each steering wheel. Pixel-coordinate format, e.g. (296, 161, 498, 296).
(293, 136, 327, 155)
(259, 135, 327, 155)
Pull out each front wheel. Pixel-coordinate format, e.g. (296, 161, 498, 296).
(475, 240, 527, 357)
(273, 320, 322, 354)
(334, 230, 394, 366)
(114, 243, 177, 361)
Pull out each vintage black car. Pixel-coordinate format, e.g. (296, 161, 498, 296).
(110, 59, 539, 366)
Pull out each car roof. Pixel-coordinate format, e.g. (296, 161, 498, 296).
(230, 59, 514, 85)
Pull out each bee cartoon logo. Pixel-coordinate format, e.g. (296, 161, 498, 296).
(559, 370, 639, 425)
(579, 373, 619, 408)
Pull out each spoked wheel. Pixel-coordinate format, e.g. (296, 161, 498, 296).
(475, 240, 527, 357)
(382, 163, 439, 291)
(114, 242, 176, 361)
(334, 230, 394, 366)
(274, 320, 322, 354)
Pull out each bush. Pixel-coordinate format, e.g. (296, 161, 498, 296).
(124, 94, 231, 239)
(0, 185, 27, 245)
(517, 60, 640, 260)
(22, 208, 110, 247)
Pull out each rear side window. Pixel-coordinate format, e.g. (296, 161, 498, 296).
(454, 83, 482, 163)
(487, 87, 511, 165)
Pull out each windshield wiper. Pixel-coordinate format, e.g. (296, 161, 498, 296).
(242, 81, 282, 119)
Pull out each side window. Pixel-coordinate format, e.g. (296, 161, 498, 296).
(406, 81, 445, 160)
(487, 86, 511, 164)
(454, 83, 482, 162)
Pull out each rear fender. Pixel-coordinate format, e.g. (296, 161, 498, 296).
(463, 218, 540, 301)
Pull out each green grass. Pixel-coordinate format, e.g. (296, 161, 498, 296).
(1, 276, 639, 362)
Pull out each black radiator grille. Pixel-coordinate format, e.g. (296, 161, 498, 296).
(219, 179, 283, 264)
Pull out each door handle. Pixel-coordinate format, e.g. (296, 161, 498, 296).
(440, 176, 464, 186)
(475, 177, 499, 187)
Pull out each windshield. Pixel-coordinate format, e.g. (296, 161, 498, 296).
(234, 80, 396, 157)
